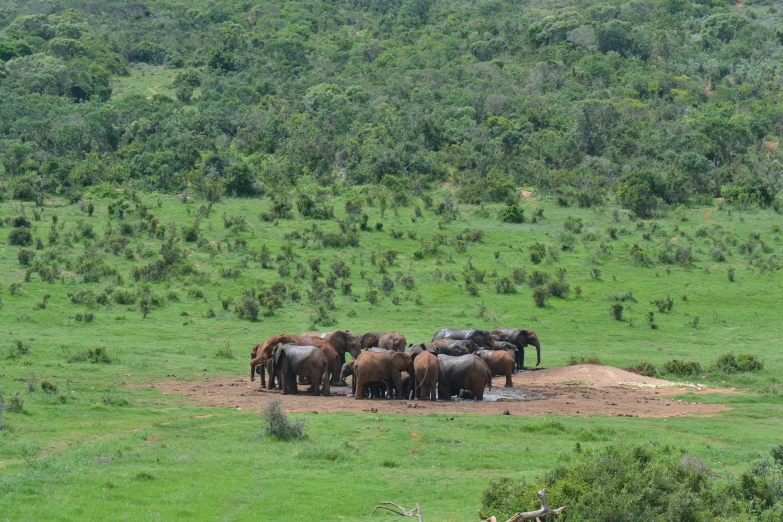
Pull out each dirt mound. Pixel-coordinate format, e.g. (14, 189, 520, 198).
(152, 364, 729, 418)
(517, 364, 695, 388)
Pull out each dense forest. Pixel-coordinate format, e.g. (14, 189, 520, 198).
(0, 0, 782, 214)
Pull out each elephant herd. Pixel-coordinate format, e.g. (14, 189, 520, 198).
(249, 328, 541, 401)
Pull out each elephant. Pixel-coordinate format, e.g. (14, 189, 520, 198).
(303, 329, 362, 369)
(340, 360, 386, 398)
(437, 354, 492, 401)
(431, 339, 478, 356)
(432, 328, 495, 349)
(271, 344, 330, 396)
(250, 334, 339, 388)
(490, 329, 541, 370)
(475, 350, 515, 387)
(378, 332, 407, 352)
(360, 332, 382, 350)
(405, 343, 436, 359)
(353, 349, 413, 399)
(413, 350, 438, 401)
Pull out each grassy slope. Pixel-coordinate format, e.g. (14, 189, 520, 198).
(1, 192, 782, 519)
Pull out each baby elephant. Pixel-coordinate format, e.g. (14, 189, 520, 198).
(475, 350, 515, 387)
(271, 344, 330, 396)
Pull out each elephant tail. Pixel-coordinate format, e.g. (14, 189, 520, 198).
(415, 365, 429, 391)
(486, 367, 492, 391)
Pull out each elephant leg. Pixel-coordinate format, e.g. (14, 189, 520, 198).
(321, 367, 330, 396)
(505, 369, 513, 387)
(355, 380, 365, 399)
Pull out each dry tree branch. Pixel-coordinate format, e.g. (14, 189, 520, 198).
(371, 501, 423, 522)
(482, 489, 566, 522)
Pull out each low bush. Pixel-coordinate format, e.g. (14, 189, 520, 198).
(498, 204, 525, 223)
(8, 228, 33, 246)
(214, 343, 235, 359)
(567, 355, 602, 365)
(7, 340, 31, 360)
(625, 362, 658, 377)
(40, 380, 58, 394)
(661, 359, 701, 376)
(68, 346, 112, 364)
(261, 399, 306, 440)
(480, 443, 783, 522)
(710, 353, 763, 374)
(495, 277, 516, 294)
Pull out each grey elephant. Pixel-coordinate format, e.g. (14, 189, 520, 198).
(431, 339, 478, 356)
(271, 344, 330, 396)
(490, 329, 541, 370)
(437, 354, 492, 400)
(432, 328, 495, 349)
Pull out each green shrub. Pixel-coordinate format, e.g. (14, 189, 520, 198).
(17, 248, 35, 265)
(710, 353, 763, 374)
(498, 204, 525, 223)
(625, 362, 658, 377)
(529, 242, 547, 264)
(533, 287, 548, 308)
(8, 228, 33, 246)
(7, 340, 31, 360)
(651, 296, 673, 313)
(547, 281, 570, 299)
(662, 359, 701, 376)
(236, 292, 260, 321)
(214, 343, 235, 359)
(6, 393, 24, 413)
(609, 303, 623, 321)
(480, 443, 783, 522)
(527, 271, 550, 288)
(40, 380, 58, 394)
(68, 346, 112, 364)
(568, 354, 602, 365)
(495, 277, 516, 294)
(261, 399, 306, 440)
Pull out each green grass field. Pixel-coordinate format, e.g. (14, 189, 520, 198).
(111, 68, 179, 101)
(1, 189, 782, 520)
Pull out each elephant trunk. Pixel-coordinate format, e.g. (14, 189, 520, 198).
(533, 340, 541, 366)
(250, 364, 255, 381)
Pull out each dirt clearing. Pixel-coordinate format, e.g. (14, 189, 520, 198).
(153, 365, 729, 418)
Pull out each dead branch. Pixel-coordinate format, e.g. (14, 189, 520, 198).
(371, 502, 423, 522)
(481, 488, 566, 522)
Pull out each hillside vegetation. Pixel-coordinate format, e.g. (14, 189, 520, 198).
(0, 0, 782, 211)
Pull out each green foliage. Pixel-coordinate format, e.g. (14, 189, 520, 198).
(662, 359, 702, 377)
(68, 346, 112, 364)
(498, 204, 525, 224)
(261, 399, 305, 440)
(7, 340, 31, 360)
(481, 443, 783, 522)
(626, 362, 658, 377)
(710, 353, 764, 374)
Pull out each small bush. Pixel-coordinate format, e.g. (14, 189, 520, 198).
(529, 242, 547, 264)
(533, 287, 548, 308)
(7, 393, 24, 413)
(498, 205, 525, 223)
(590, 268, 602, 280)
(7, 340, 31, 360)
(651, 296, 673, 313)
(625, 362, 658, 377)
(68, 346, 112, 364)
(495, 277, 516, 294)
(381, 459, 399, 468)
(8, 228, 33, 246)
(728, 267, 735, 282)
(547, 281, 570, 299)
(17, 249, 35, 266)
(261, 399, 306, 440)
(527, 271, 550, 288)
(710, 353, 763, 374)
(40, 380, 58, 394)
(607, 290, 637, 303)
(662, 359, 701, 376)
(214, 343, 235, 359)
(568, 355, 602, 365)
(75, 312, 95, 322)
(236, 292, 260, 321)
(609, 303, 624, 321)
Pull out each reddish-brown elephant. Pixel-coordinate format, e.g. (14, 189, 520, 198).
(378, 332, 407, 352)
(302, 330, 362, 369)
(250, 334, 339, 388)
(475, 350, 515, 387)
(414, 351, 438, 400)
(353, 349, 413, 399)
(360, 332, 382, 350)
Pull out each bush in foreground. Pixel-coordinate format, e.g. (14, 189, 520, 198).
(260, 399, 306, 440)
(710, 353, 763, 374)
(662, 359, 701, 376)
(480, 443, 783, 522)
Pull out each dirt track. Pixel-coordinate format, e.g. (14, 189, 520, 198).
(153, 365, 730, 418)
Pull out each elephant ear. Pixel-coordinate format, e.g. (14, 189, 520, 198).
(391, 352, 411, 372)
(273, 343, 285, 366)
